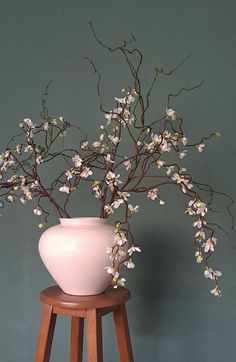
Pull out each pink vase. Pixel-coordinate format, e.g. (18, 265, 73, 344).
(38, 217, 114, 295)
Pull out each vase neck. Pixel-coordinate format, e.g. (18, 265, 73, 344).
(59, 217, 106, 226)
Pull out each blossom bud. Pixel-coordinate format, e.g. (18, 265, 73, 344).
(19, 122, 24, 128)
(195, 250, 203, 263)
(39, 222, 46, 229)
(6, 195, 15, 203)
(115, 222, 121, 232)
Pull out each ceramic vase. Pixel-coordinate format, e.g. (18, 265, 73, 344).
(38, 217, 114, 295)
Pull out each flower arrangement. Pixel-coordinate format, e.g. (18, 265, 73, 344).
(0, 24, 234, 297)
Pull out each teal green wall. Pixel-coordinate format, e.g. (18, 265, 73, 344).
(0, 1, 236, 361)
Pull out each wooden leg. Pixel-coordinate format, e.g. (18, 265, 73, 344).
(34, 304, 57, 362)
(70, 317, 84, 362)
(86, 308, 103, 362)
(113, 304, 134, 362)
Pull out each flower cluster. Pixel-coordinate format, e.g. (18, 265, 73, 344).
(0, 29, 233, 297)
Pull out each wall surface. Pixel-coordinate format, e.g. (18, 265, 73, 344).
(0, 1, 236, 361)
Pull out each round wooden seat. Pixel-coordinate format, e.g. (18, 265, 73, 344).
(40, 285, 131, 309)
(34, 285, 134, 362)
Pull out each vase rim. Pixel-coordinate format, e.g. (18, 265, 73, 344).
(59, 217, 107, 225)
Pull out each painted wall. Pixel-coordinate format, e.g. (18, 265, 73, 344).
(0, 1, 236, 361)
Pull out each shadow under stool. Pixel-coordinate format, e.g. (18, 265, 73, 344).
(34, 286, 134, 362)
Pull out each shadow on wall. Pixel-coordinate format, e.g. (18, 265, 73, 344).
(128, 225, 206, 335)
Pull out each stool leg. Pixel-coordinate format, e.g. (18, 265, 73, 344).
(113, 303, 134, 362)
(34, 304, 57, 362)
(70, 317, 84, 362)
(86, 308, 103, 362)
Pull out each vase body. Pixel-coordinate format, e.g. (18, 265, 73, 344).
(38, 217, 114, 295)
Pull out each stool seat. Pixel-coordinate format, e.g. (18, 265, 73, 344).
(34, 286, 134, 362)
(40, 285, 131, 309)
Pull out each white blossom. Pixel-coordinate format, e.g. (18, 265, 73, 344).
(210, 287, 222, 297)
(124, 258, 135, 269)
(147, 188, 158, 200)
(115, 96, 127, 105)
(21, 186, 32, 200)
(128, 204, 139, 214)
(193, 218, 206, 229)
(24, 145, 34, 153)
(105, 112, 113, 125)
(20, 196, 27, 204)
(99, 133, 105, 141)
(196, 143, 205, 152)
(106, 171, 122, 189)
(185, 207, 195, 216)
(145, 133, 161, 153)
(179, 150, 188, 159)
(72, 155, 83, 168)
(116, 278, 126, 287)
(202, 237, 217, 253)
(6, 195, 15, 203)
(117, 191, 130, 201)
(156, 160, 165, 168)
(104, 154, 114, 164)
(15, 144, 21, 154)
(123, 158, 132, 170)
(204, 267, 222, 280)
(65, 169, 74, 180)
(188, 199, 208, 217)
(112, 198, 124, 209)
(114, 231, 127, 246)
(166, 165, 175, 176)
(166, 108, 176, 118)
(23, 118, 35, 128)
(59, 185, 70, 193)
(160, 139, 171, 152)
(80, 167, 93, 178)
(108, 135, 120, 146)
(33, 207, 42, 216)
(92, 141, 101, 148)
(30, 180, 39, 189)
(81, 141, 89, 150)
(104, 266, 116, 275)
(172, 173, 193, 193)
(43, 122, 49, 131)
(104, 204, 113, 216)
(36, 155, 43, 165)
(195, 230, 206, 241)
(128, 245, 141, 256)
(195, 200, 208, 217)
(181, 137, 187, 146)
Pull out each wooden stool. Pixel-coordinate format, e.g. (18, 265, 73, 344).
(34, 286, 134, 362)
